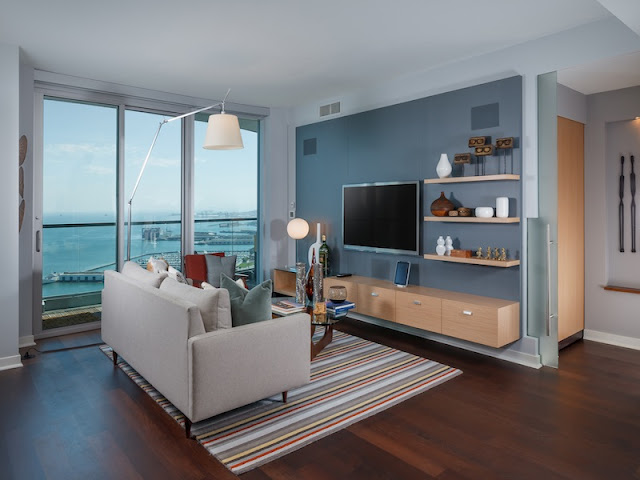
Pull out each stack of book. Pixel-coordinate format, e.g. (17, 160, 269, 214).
(326, 300, 356, 316)
(271, 299, 306, 315)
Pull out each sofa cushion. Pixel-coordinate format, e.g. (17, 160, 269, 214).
(122, 260, 167, 288)
(167, 266, 189, 285)
(160, 277, 232, 332)
(147, 256, 169, 273)
(202, 278, 245, 289)
(205, 255, 237, 288)
(184, 252, 225, 288)
(221, 273, 272, 327)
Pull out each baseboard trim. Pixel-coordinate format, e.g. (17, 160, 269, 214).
(493, 347, 542, 369)
(19, 335, 36, 348)
(559, 330, 583, 350)
(348, 313, 542, 369)
(34, 321, 101, 340)
(0, 355, 23, 371)
(584, 329, 640, 351)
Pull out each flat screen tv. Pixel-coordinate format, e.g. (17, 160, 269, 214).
(342, 181, 420, 256)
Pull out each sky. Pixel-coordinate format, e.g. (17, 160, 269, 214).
(43, 98, 258, 223)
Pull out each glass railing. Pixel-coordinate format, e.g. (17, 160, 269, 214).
(42, 217, 258, 306)
(193, 217, 258, 286)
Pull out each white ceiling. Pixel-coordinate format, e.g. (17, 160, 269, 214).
(0, 0, 618, 107)
(558, 51, 640, 95)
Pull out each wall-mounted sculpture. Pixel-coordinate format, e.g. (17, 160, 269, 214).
(19, 135, 27, 232)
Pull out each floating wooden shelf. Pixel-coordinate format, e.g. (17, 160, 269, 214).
(424, 174, 520, 184)
(423, 254, 520, 267)
(603, 285, 640, 295)
(424, 216, 520, 223)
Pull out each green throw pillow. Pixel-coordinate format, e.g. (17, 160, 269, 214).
(221, 273, 273, 327)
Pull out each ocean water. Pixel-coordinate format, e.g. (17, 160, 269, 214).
(42, 216, 256, 298)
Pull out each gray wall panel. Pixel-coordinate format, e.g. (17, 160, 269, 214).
(296, 76, 522, 301)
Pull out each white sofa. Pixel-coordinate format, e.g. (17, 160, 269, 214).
(101, 265, 310, 437)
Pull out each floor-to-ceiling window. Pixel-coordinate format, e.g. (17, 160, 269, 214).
(35, 86, 263, 335)
(194, 115, 259, 286)
(124, 110, 182, 270)
(41, 98, 117, 329)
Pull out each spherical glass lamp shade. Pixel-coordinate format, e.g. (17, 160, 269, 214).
(287, 218, 309, 239)
(203, 113, 244, 150)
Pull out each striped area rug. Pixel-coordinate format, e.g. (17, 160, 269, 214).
(100, 329, 461, 474)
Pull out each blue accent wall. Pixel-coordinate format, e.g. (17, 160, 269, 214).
(296, 76, 522, 301)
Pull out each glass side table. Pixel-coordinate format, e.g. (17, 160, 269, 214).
(310, 311, 345, 360)
(271, 297, 353, 360)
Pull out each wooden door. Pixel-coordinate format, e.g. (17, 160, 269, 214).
(557, 116, 585, 341)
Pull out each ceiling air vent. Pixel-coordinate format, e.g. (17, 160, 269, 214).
(319, 101, 341, 117)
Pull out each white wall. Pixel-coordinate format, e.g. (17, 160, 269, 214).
(18, 60, 34, 347)
(585, 86, 640, 348)
(605, 119, 640, 287)
(260, 107, 291, 281)
(0, 44, 22, 370)
(289, 17, 640, 220)
(557, 84, 588, 124)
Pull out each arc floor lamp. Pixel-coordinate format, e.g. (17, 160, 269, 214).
(126, 89, 244, 261)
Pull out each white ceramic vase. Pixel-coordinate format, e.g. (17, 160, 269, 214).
(475, 206, 494, 218)
(436, 153, 452, 178)
(496, 197, 509, 218)
(308, 223, 322, 266)
(436, 236, 446, 256)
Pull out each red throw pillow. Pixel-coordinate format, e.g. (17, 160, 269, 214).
(184, 252, 225, 287)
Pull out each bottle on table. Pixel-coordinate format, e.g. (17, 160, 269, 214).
(306, 248, 316, 301)
(319, 234, 330, 277)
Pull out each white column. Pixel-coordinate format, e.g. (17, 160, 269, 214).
(0, 43, 22, 370)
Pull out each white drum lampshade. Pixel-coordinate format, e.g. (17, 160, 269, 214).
(287, 218, 309, 239)
(203, 112, 244, 150)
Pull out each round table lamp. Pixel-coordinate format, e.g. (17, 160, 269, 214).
(287, 218, 309, 239)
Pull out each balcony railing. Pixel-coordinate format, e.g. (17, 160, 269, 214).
(42, 217, 257, 305)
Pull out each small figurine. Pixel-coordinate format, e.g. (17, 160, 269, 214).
(445, 236, 453, 256)
(436, 236, 446, 256)
(500, 248, 507, 261)
(493, 248, 500, 261)
(485, 247, 492, 260)
(476, 247, 483, 258)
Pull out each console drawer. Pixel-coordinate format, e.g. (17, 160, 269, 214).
(357, 284, 395, 321)
(441, 299, 519, 348)
(395, 291, 441, 333)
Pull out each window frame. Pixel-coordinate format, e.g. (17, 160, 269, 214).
(33, 74, 266, 338)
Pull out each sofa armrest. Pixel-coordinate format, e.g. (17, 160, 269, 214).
(187, 313, 310, 422)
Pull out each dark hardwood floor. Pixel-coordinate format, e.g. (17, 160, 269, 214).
(2, 320, 639, 480)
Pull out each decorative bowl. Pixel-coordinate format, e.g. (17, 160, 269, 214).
(458, 207, 472, 217)
(328, 286, 347, 303)
(475, 207, 494, 218)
